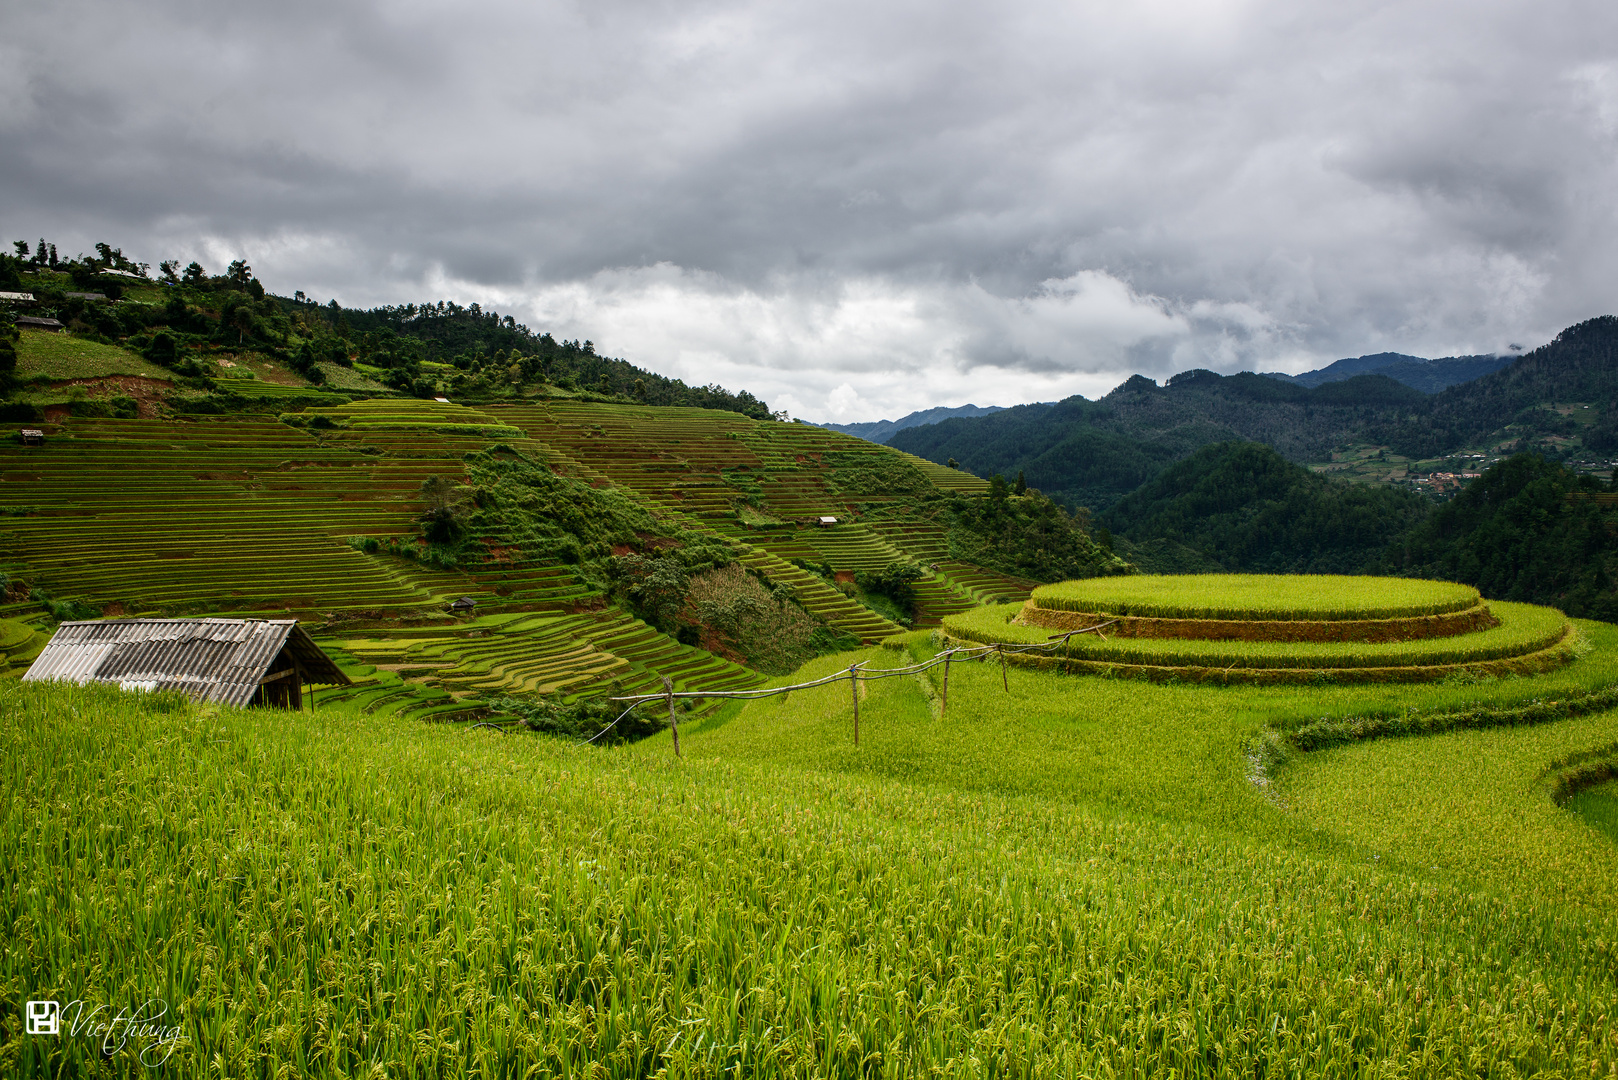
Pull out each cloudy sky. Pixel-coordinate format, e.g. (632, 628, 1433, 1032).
(4, 0, 1616, 420)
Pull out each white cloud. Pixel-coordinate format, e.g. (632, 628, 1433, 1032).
(4, 0, 1616, 420)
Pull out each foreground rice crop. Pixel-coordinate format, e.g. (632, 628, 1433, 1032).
(5, 618, 1618, 1077)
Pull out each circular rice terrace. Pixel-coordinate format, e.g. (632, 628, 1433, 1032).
(942, 574, 1581, 685)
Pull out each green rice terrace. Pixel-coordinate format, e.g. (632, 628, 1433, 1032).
(6, 394, 1618, 1076)
(1026, 574, 1483, 622)
(0, 397, 1053, 722)
(944, 574, 1581, 684)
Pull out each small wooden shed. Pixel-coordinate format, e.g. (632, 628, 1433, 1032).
(449, 596, 477, 614)
(23, 618, 350, 709)
(19, 429, 45, 447)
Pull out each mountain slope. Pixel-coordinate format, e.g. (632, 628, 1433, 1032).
(1101, 441, 1431, 574)
(889, 371, 1427, 510)
(1376, 316, 1618, 458)
(1390, 454, 1618, 620)
(890, 317, 1618, 511)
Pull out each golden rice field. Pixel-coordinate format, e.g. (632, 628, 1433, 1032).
(1030, 574, 1481, 621)
(946, 599, 1572, 669)
(5, 611, 1618, 1077)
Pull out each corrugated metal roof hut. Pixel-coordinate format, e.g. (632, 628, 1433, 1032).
(23, 618, 350, 708)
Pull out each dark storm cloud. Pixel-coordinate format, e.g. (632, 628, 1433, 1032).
(3, 0, 1615, 418)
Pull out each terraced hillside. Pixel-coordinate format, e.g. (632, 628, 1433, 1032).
(1, 396, 1056, 716)
(0, 618, 45, 676)
(488, 401, 1036, 625)
(945, 574, 1580, 684)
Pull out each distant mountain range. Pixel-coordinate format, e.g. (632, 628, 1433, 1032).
(818, 403, 1006, 444)
(1262, 351, 1513, 394)
(886, 316, 1618, 511)
(824, 352, 1513, 447)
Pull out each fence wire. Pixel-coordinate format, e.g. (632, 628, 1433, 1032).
(599, 620, 1118, 719)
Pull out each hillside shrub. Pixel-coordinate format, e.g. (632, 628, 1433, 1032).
(947, 488, 1129, 583)
(854, 561, 924, 611)
(31, 588, 100, 623)
(488, 693, 669, 743)
(684, 564, 844, 674)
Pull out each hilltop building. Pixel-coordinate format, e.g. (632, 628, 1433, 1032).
(23, 618, 350, 709)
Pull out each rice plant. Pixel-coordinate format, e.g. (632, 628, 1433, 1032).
(1032, 573, 1480, 621)
(6, 623, 1618, 1077)
(945, 600, 1569, 670)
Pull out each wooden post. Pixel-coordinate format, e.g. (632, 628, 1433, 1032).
(999, 644, 1008, 692)
(941, 649, 953, 716)
(849, 663, 860, 746)
(663, 677, 680, 759)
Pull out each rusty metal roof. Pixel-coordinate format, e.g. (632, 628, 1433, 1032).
(22, 618, 350, 707)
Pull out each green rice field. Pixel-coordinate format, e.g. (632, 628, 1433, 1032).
(6, 387, 1618, 1075)
(946, 599, 1572, 671)
(1568, 780, 1618, 842)
(5, 615, 1618, 1076)
(1031, 574, 1480, 621)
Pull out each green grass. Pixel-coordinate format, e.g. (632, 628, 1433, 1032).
(313, 362, 389, 392)
(946, 599, 1569, 669)
(6, 620, 1618, 1076)
(1032, 573, 1480, 620)
(14, 331, 173, 380)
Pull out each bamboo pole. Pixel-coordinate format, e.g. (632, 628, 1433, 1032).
(663, 676, 680, 758)
(999, 643, 1008, 692)
(941, 649, 954, 716)
(849, 663, 860, 745)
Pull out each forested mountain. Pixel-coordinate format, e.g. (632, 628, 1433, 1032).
(0, 243, 771, 418)
(1372, 316, 1618, 458)
(1100, 442, 1431, 575)
(285, 295, 771, 416)
(819, 403, 1006, 444)
(1390, 455, 1618, 621)
(890, 317, 1618, 511)
(889, 371, 1426, 510)
(1264, 351, 1510, 393)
